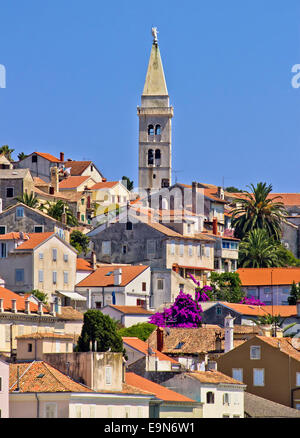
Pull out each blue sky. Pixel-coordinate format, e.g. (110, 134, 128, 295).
(1, 1, 300, 192)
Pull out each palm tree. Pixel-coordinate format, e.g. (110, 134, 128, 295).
(16, 192, 39, 208)
(0, 145, 14, 161)
(231, 182, 287, 241)
(238, 228, 284, 268)
(39, 200, 78, 226)
(17, 152, 28, 161)
(251, 314, 297, 337)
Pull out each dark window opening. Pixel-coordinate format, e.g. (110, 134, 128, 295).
(6, 188, 14, 198)
(126, 222, 133, 230)
(122, 245, 127, 254)
(95, 301, 102, 309)
(155, 149, 161, 166)
(207, 392, 215, 404)
(32, 155, 37, 163)
(148, 125, 154, 136)
(28, 343, 33, 352)
(148, 149, 154, 165)
(155, 125, 161, 135)
(142, 282, 146, 292)
(161, 179, 169, 188)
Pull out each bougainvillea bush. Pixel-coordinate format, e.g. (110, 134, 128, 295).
(239, 296, 265, 306)
(149, 290, 204, 328)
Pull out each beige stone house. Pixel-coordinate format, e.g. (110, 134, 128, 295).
(15, 151, 63, 183)
(0, 169, 34, 210)
(0, 231, 77, 299)
(90, 181, 131, 218)
(16, 332, 77, 360)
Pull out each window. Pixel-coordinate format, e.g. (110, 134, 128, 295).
(296, 372, 300, 387)
(45, 403, 57, 418)
(155, 149, 161, 166)
(214, 259, 220, 269)
(0, 243, 7, 258)
(55, 341, 61, 353)
(6, 188, 14, 198)
(64, 254, 68, 262)
(232, 368, 243, 382)
(137, 299, 146, 306)
(188, 244, 193, 256)
(32, 154, 37, 163)
(39, 252, 44, 260)
(206, 392, 215, 404)
(161, 178, 170, 188)
(126, 221, 133, 230)
(296, 404, 300, 411)
(148, 149, 154, 165)
(170, 240, 175, 255)
(142, 282, 147, 292)
(216, 306, 222, 315)
(52, 248, 57, 261)
(89, 406, 95, 418)
(253, 368, 265, 386)
(15, 269, 24, 282)
(148, 124, 154, 135)
(52, 271, 57, 284)
(250, 346, 261, 360)
(147, 239, 156, 255)
(187, 224, 191, 234)
(38, 270, 44, 283)
(95, 301, 102, 309)
(16, 207, 24, 218)
(264, 287, 271, 295)
(63, 271, 68, 284)
(105, 366, 112, 385)
(179, 243, 184, 256)
(0, 226, 6, 235)
(179, 283, 184, 292)
(205, 246, 210, 257)
(155, 124, 161, 135)
(28, 343, 33, 352)
(222, 415, 230, 418)
(122, 245, 127, 254)
(5, 326, 10, 342)
(223, 393, 230, 405)
(34, 225, 43, 233)
(81, 198, 85, 205)
(102, 241, 111, 255)
(75, 405, 82, 418)
(197, 245, 202, 258)
(231, 260, 237, 271)
(157, 279, 164, 290)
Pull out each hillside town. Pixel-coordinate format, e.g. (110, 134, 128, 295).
(2, 28, 300, 420)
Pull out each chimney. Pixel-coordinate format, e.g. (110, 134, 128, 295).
(60, 152, 65, 162)
(61, 212, 67, 224)
(192, 181, 197, 214)
(91, 251, 97, 270)
(156, 327, 164, 352)
(217, 186, 224, 200)
(212, 217, 218, 235)
(38, 301, 43, 315)
(260, 324, 272, 337)
(215, 332, 222, 352)
(12, 299, 17, 313)
(206, 360, 217, 371)
(224, 314, 234, 353)
(114, 268, 122, 286)
(25, 299, 31, 314)
(0, 298, 4, 313)
(50, 166, 59, 193)
(56, 297, 62, 315)
(172, 263, 179, 274)
(50, 302, 56, 317)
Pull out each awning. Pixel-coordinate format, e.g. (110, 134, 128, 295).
(56, 291, 86, 301)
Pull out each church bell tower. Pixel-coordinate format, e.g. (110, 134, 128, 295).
(138, 28, 173, 192)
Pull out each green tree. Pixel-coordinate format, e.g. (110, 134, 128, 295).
(225, 186, 243, 193)
(288, 281, 300, 305)
(70, 230, 90, 255)
(0, 145, 15, 161)
(31, 289, 48, 304)
(76, 310, 124, 353)
(238, 229, 284, 268)
(209, 272, 244, 303)
(39, 200, 78, 226)
(16, 192, 40, 208)
(276, 246, 300, 267)
(17, 152, 28, 161)
(231, 182, 287, 241)
(121, 176, 134, 191)
(118, 322, 156, 341)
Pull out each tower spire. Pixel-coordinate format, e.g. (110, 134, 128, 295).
(142, 27, 168, 96)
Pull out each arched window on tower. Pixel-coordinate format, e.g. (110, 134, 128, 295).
(155, 124, 161, 135)
(155, 149, 161, 166)
(148, 149, 154, 165)
(148, 125, 154, 136)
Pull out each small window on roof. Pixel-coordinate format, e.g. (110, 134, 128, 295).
(32, 155, 37, 163)
(105, 271, 113, 276)
(175, 342, 185, 350)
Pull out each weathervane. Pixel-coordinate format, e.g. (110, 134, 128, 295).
(152, 27, 158, 44)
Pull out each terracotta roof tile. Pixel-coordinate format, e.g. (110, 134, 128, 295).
(56, 306, 83, 320)
(33, 177, 50, 187)
(122, 337, 178, 363)
(0, 232, 29, 241)
(76, 265, 149, 287)
(63, 161, 92, 176)
(76, 258, 94, 271)
(0, 286, 48, 314)
(186, 370, 245, 385)
(16, 332, 76, 340)
(237, 267, 300, 287)
(35, 152, 61, 162)
(90, 181, 119, 190)
(125, 372, 195, 402)
(15, 232, 54, 250)
(219, 301, 297, 317)
(59, 176, 90, 189)
(255, 336, 300, 362)
(109, 305, 154, 315)
(9, 361, 91, 393)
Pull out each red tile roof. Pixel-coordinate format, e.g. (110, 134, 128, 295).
(90, 181, 119, 190)
(33, 177, 50, 187)
(15, 232, 54, 250)
(219, 302, 297, 317)
(109, 305, 154, 315)
(16, 332, 75, 340)
(9, 361, 91, 393)
(0, 232, 29, 241)
(187, 370, 245, 385)
(122, 337, 178, 363)
(76, 258, 94, 271)
(237, 267, 300, 287)
(76, 265, 149, 287)
(0, 286, 48, 313)
(125, 372, 195, 402)
(59, 176, 90, 189)
(34, 152, 61, 162)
